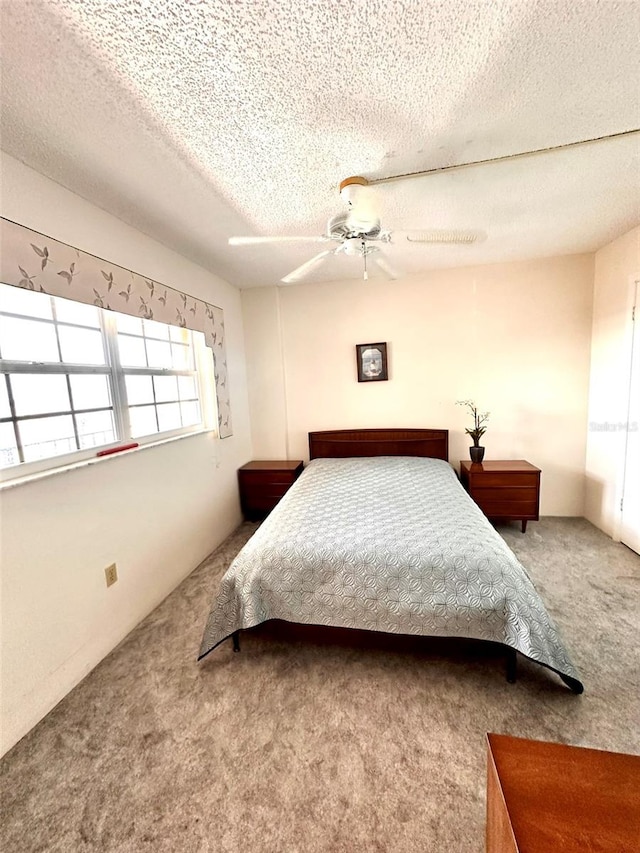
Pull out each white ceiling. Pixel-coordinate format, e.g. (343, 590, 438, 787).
(1, 0, 639, 288)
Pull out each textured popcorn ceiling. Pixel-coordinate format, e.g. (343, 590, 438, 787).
(1, 0, 639, 288)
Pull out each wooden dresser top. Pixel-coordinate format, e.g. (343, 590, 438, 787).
(487, 733, 640, 852)
(239, 460, 303, 472)
(460, 460, 540, 473)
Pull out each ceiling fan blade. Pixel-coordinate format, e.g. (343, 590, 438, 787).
(371, 253, 401, 280)
(229, 235, 330, 246)
(281, 250, 334, 284)
(403, 229, 487, 244)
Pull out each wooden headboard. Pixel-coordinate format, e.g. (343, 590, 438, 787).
(308, 428, 449, 461)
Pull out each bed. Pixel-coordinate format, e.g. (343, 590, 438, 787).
(198, 428, 583, 693)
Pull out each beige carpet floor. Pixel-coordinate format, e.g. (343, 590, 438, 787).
(1, 518, 639, 852)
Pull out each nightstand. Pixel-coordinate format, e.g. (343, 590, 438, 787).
(238, 460, 304, 520)
(459, 460, 540, 533)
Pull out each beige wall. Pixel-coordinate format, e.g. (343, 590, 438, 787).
(243, 254, 595, 516)
(0, 154, 252, 755)
(242, 286, 288, 459)
(585, 226, 640, 537)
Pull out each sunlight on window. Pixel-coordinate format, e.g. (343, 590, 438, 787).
(58, 326, 106, 365)
(69, 375, 112, 410)
(0, 285, 52, 319)
(143, 318, 169, 340)
(116, 314, 142, 335)
(153, 375, 179, 403)
(125, 375, 154, 405)
(54, 299, 100, 327)
(129, 404, 159, 438)
(76, 410, 116, 450)
(157, 402, 181, 432)
(0, 378, 11, 419)
(19, 415, 77, 462)
(0, 316, 60, 362)
(11, 374, 70, 416)
(0, 422, 19, 467)
(181, 400, 200, 427)
(145, 339, 172, 369)
(117, 334, 147, 367)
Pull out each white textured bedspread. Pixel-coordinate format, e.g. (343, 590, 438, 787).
(198, 456, 583, 691)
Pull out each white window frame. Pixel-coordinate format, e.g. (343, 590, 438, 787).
(0, 292, 216, 482)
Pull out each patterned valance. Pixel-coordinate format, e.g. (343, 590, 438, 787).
(0, 217, 232, 437)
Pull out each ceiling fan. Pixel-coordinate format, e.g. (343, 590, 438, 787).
(229, 128, 640, 284)
(228, 176, 485, 284)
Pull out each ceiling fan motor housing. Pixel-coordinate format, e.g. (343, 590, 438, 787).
(336, 175, 381, 235)
(327, 212, 381, 241)
(339, 175, 369, 204)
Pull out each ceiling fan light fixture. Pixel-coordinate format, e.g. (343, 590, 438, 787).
(343, 237, 364, 256)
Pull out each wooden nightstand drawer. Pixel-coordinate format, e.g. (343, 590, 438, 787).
(473, 487, 538, 503)
(476, 499, 538, 518)
(243, 492, 291, 513)
(243, 484, 294, 502)
(239, 470, 299, 486)
(238, 460, 304, 520)
(470, 472, 539, 489)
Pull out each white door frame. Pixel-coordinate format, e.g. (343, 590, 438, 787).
(613, 275, 640, 545)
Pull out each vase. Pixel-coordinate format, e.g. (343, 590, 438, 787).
(469, 446, 485, 463)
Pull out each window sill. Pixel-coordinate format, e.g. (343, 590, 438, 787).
(0, 429, 218, 492)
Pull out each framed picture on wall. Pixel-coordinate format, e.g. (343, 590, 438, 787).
(356, 342, 388, 382)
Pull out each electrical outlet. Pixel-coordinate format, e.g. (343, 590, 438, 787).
(104, 563, 118, 587)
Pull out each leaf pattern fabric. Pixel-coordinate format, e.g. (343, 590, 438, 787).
(1, 217, 232, 436)
(199, 457, 583, 692)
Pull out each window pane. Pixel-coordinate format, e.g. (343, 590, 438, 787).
(178, 375, 196, 400)
(157, 402, 181, 432)
(58, 326, 106, 365)
(129, 405, 159, 438)
(0, 316, 60, 362)
(69, 374, 112, 410)
(153, 375, 178, 403)
(11, 374, 71, 416)
(0, 284, 53, 320)
(171, 343, 191, 370)
(143, 319, 169, 340)
(0, 422, 19, 468)
(125, 374, 154, 405)
(169, 325, 189, 344)
(19, 415, 77, 461)
(146, 340, 172, 368)
(181, 400, 200, 427)
(54, 298, 100, 327)
(117, 334, 147, 367)
(0, 376, 11, 419)
(116, 314, 143, 335)
(77, 410, 116, 449)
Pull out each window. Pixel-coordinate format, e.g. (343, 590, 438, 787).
(0, 283, 215, 479)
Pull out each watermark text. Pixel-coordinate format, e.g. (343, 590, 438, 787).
(589, 421, 638, 432)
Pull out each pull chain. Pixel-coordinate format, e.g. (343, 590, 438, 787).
(362, 240, 368, 280)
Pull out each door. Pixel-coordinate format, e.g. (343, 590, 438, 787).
(621, 280, 640, 554)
